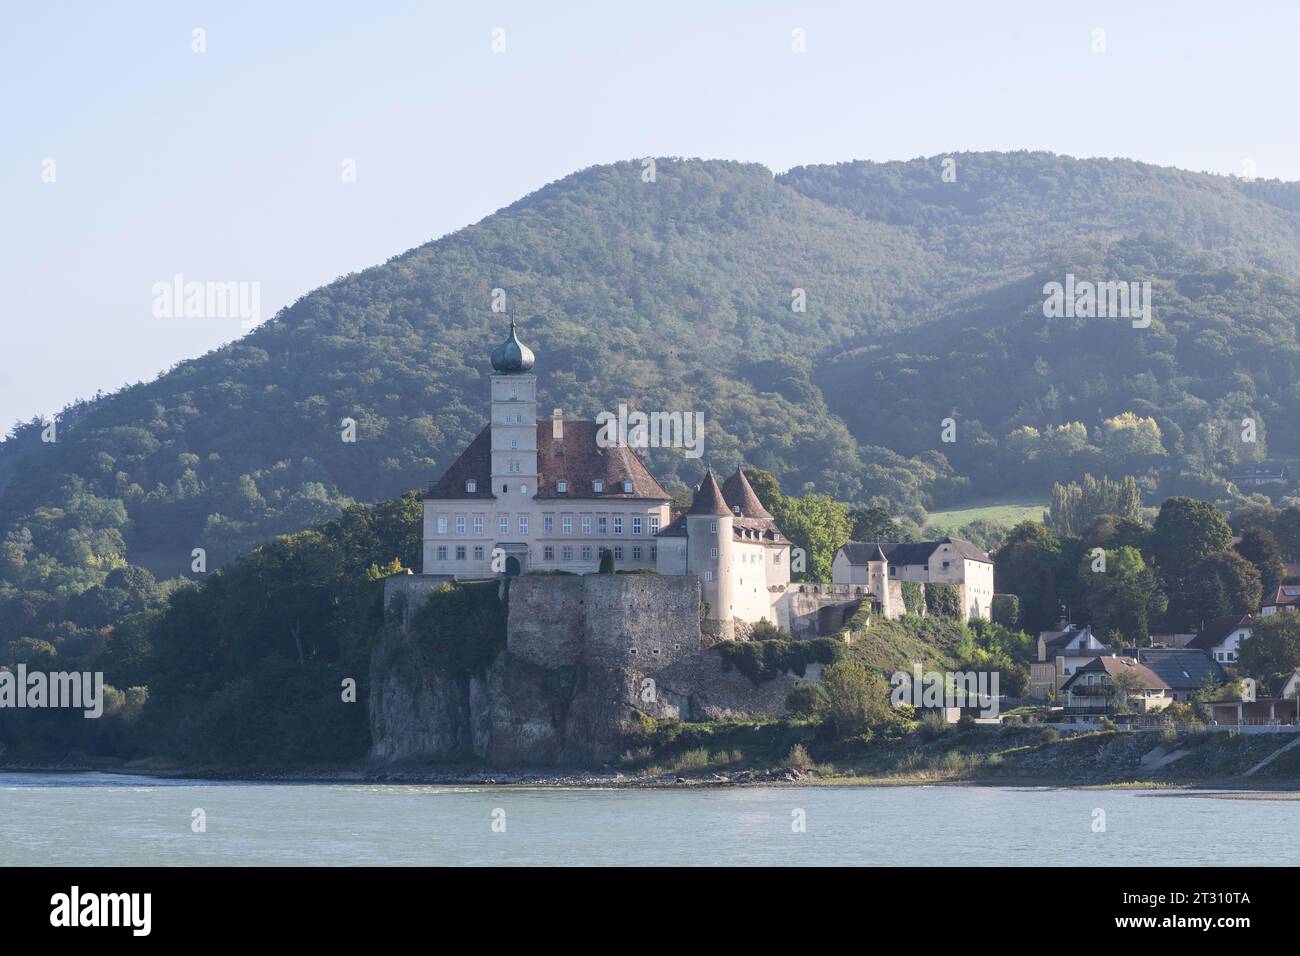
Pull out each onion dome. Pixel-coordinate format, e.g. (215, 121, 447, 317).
(490, 319, 535, 373)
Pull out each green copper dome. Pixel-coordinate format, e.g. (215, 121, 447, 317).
(490, 319, 535, 374)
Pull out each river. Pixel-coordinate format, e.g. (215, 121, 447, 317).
(0, 772, 1293, 866)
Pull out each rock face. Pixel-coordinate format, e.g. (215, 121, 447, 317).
(368, 574, 818, 767)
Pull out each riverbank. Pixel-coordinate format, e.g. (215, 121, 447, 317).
(5, 722, 1300, 790)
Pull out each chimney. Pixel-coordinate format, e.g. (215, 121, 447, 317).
(552, 408, 563, 440)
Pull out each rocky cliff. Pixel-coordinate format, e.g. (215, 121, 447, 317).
(368, 574, 817, 767)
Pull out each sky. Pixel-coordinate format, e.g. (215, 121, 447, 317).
(3, 0, 1298, 429)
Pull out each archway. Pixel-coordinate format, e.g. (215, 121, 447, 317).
(505, 556, 521, 577)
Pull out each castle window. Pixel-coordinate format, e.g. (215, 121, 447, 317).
(703, 570, 713, 582)
(436, 515, 448, 535)
(710, 521, 717, 534)
(562, 546, 573, 561)
(562, 515, 573, 535)
(455, 546, 466, 560)
(593, 480, 603, 493)
(519, 514, 529, 535)
(436, 546, 448, 561)
(632, 516, 643, 535)
(455, 515, 466, 535)
(581, 515, 592, 535)
(774, 553, 782, 565)
(473, 546, 484, 560)
(650, 546, 657, 561)
(632, 546, 642, 561)
(710, 547, 718, 558)
(544, 546, 554, 560)
(557, 480, 568, 494)
(466, 479, 477, 493)
(520, 484, 528, 495)
(474, 514, 484, 535)
(509, 460, 520, 474)
(623, 480, 633, 494)
(613, 547, 624, 560)
(649, 515, 659, 534)
(543, 514, 554, 534)
(613, 515, 623, 535)
(499, 515, 509, 535)
(598, 515, 608, 534)
(581, 546, 592, 561)
(510, 438, 518, 449)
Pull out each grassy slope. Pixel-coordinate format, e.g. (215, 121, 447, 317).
(923, 496, 1047, 533)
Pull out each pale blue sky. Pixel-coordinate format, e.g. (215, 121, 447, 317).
(4, 0, 1297, 429)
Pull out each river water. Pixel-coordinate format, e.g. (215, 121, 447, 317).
(0, 772, 1293, 866)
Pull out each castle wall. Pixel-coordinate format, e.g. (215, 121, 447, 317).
(506, 574, 701, 669)
(772, 583, 871, 638)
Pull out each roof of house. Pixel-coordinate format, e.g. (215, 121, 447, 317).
(1114, 647, 1225, 690)
(423, 421, 671, 502)
(1263, 585, 1300, 607)
(1041, 626, 1104, 652)
(1230, 461, 1289, 480)
(1186, 614, 1254, 651)
(721, 468, 777, 523)
(836, 537, 990, 567)
(1062, 655, 1170, 691)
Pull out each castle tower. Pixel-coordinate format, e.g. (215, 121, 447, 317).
(489, 319, 538, 526)
(686, 468, 734, 643)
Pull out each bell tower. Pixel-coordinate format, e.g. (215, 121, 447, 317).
(489, 319, 539, 502)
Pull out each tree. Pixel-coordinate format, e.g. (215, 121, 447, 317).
(1236, 527, 1284, 598)
(1109, 667, 1146, 714)
(848, 505, 900, 542)
(598, 548, 615, 573)
(1196, 550, 1261, 619)
(820, 659, 890, 737)
(1078, 546, 1150, 646)
(1238, 613, 1300, 681)
(994, 522, 1064, 633)
(772, 493, 851, 582)
(1273, 507, 1300, 563)
(1047, 474, 1141, 536)
(1152, 497, 1233, 628)
(990, 593, 1020, 627)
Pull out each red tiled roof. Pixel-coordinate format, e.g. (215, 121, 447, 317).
(423, 420, 670, 502)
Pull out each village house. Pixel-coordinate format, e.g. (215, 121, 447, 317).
(1229, 460, 1290, 487)
(1259, 585, 1300, 617)
(1186, 614, 1254, 665)
(1114, 647, 1225, 703)
(1027, 623, 1109, 699)
(1061, 655, 1172, 716)
(830, 538, 994, 621)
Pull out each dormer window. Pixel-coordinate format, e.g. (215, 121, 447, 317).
(733, 505, 742, 516)
(557, 480, 568, 494)
(623, 480, 633, 493)
(593, 480, 603, 493)
(465, 480, 477, 493)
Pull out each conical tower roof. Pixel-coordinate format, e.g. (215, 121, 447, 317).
(721, 466, 773, 520)
(687, 469, 732, 516)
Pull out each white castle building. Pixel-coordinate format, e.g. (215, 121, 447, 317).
(421, 322, 793, 636)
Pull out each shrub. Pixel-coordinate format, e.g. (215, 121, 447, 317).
(925, 582, 962, 620)
(901, 581, 926, 615)
(671, 748, 710, 773)
(786, 743, 814, 770)
(822, 659, 892, 737)
(786, 682, 829, 718)
(990, 593, 1020, 627)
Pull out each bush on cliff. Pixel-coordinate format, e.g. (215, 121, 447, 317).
(715, 637, 844, 683)
(411, 579, 507, 677)
(924, 582, 962, 620)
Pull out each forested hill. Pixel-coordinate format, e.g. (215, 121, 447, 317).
(4, 152, 1300, 603)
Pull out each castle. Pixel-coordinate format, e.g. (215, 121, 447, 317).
(421, 321, 797, 639)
